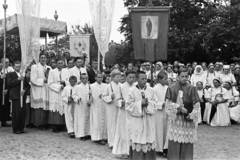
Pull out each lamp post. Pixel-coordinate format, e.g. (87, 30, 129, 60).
(54, 10, 58, 56)
(2, 0, 8, 105)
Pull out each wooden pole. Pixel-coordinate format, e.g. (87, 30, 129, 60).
(2, 0, 8, 105)
(98, 0, 101, 71)
(98, 50, 100, 71)
(151, 63, 154, 87)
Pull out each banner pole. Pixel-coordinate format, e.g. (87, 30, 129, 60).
(151, 63, 154, 87)
(2, 0, 8, 105)
(98, 50, 100, 71)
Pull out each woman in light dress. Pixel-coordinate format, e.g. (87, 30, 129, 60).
(224, 81, 240, 123)
(204, 77, 231, 126)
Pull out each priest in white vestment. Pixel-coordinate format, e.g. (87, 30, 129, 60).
(30, 52, 50, 129)
(126, 71, 159, 160)
(102, 69, 122, 148)
(153, 71, 168, 155)
(74, 73, 91, 140)
(68, 57, 87, 84)
(90, 72, 107, 144)
(48, 58, 69, 132)
(112, 70, 136, 158)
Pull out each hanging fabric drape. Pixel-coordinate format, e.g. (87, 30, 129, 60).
(88, 0, 115, 67)
(16, 0, 42, 73)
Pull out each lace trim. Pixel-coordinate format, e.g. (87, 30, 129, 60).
(167, 115, 198, 144)
(130, 141, 155, 153)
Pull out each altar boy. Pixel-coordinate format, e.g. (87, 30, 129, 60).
(153, 71, 168, 156)
(102, 69, 122, 147)
(62, 75, 78, 138)
(90, 72, 107, 144)
(74, 73, 92, 140)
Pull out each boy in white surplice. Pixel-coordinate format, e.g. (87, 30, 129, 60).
(90, 72, 107, 144)
(62, 75, 78, 138)
(153, 71, 168, 156)
(102, 69, 122, 148)
(74, 73, 92, 140)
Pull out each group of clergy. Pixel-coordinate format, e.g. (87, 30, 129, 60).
(2, 52, 240, 160)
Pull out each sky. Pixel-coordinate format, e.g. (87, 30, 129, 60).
(0, 0, 128, 43)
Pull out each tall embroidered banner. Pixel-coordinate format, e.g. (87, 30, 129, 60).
(16, 0, 42, 73)
(69, 35, 90, 65)
(131, 6, 170, 62)
(88, 0, 115, 66)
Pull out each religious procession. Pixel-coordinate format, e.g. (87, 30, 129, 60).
(0, 0, 240, 160)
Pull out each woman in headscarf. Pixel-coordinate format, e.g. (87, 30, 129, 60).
(166, 65, 177, 80)
(224, 81, 240, 123)
(220, 65, 236, 87)
(204, 77, 230, 126)
(190, 65, 205, 87)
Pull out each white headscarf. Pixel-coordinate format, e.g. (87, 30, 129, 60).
(193, 65, 203, 75)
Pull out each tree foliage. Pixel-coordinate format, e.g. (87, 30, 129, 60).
(0, 35, 21, 63)
(118, 0, 240, 64)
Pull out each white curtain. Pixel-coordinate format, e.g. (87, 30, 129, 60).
(16, 0, 42, 73)
(88, 0, 115, 66)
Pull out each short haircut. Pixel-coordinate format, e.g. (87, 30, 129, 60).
(67, 58, 75, 63)
(39, 51, 47, 58)
(69, 75, 77, 81)
(1, 58, 9, 63)
(56, 57, 64, 62)
(178, 68, 189, 76)
(25, 68, 31, 73)
(14, 61, 21, 66)
(157, 71, 167, 79)
(75, 57, 83, 61)
(125, 70, 136, 77)
(136, 71, 146, 78)
(92, 59, 98, 63)
(95, 71, 103, 77)
(81, 73, 88, 77)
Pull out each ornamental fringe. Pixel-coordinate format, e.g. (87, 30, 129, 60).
(88, 0, 115, 66)
(15, 0, 42, 73)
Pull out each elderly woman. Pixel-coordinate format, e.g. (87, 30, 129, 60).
(203, 63, 216, 88)
(166, 65, 177, 79)
(190, 65, 205, 87)
(220, 65, 236, 87)
(224, 81, 240, 123)
(204, 77, 230, 126)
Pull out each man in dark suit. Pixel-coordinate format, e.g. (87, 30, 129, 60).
(0, 61, 11, 127)
(87, 60, 98, 84)
(7, 61, 26, 134)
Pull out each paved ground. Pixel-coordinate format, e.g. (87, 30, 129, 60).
(0, 124, 240, 160)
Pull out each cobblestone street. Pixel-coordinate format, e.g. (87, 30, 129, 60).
(0, 124, 240, 160)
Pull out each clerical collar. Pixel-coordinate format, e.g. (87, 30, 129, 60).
(136, 84, 147, 90)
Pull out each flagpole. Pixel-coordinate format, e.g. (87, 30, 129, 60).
(2, 0, 8, 105)
(98, 0, 101, 71)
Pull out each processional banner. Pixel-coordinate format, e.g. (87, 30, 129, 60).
(16, 0, 42, 73)
(88, 0, 115, 65)
(131, 6, 170, 62)
(69, 35, 90, 65)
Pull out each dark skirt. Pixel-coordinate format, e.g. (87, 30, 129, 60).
(168, 140, 193, 160)
(25, 103, 31, 125)
(129, 147, 156, 160)
(31, 108, 49, 126)
(48, 111, 65, 125)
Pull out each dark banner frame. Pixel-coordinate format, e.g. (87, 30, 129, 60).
(131, 6, 170, 62)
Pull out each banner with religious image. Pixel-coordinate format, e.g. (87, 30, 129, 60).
(131, 6, 170, 62)
(69, 35, 90, 65)
(16, 0, 42, 73)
